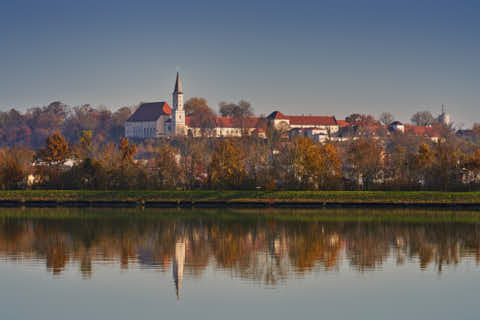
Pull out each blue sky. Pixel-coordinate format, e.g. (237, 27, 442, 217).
(1, 0, 479, 127)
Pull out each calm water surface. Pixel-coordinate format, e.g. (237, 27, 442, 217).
(1, 208, 479, 320)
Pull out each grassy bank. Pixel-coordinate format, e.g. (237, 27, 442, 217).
(1, 190, 480, 203)
(2, 207, 480, 224)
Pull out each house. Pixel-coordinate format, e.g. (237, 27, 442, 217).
(266, 111, 339, 137)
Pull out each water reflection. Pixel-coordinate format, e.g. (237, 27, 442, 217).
(1, 208, 480, 297)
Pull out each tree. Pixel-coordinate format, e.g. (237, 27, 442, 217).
(74, 130, 98, 160)
(0, 147, 33, 189)
(429, 142, 463, 190)
(288, 137, 342, 189)
(184, 97, 217, 134)
(345, 114, 377, 126)
(26, 101, 70, 149)
(177, 136, 211, 189)
(347, 138, 384, 190)
(379, 112, 395, 126)
(209, 139, 246, 188)
(184, 97, 209, 116)
(464, 149, 480, 186)
(36, 132, 71, 166)
(119, 138, 137, 166)
(411, 111, 434, 126)
(155, 144, 181, 189)
(219, 100, 254, 118)
(35, 132, 72, 187)
(411, 143, 434, 188)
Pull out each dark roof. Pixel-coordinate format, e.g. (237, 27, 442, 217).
(174, 72, 183, 94)
(126, 102, 172, 122)
(267, 111, 288, 120)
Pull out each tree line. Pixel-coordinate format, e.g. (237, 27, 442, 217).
(1, 99, 480, 191)
(0, 101, 132, 149)
(1, 127, 480, 191)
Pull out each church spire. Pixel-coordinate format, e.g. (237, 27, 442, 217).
(174, 72, 183, 94)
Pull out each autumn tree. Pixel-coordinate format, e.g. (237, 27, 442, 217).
(74, 130, 99, 160)
(429, 142, 464, 190)
(464, 149, 480, 187)
(346, 138, 384, 190)
(35, 132, 72, 187)
(184, 97, 217, 135)
(0, 109, 31, 147)
(36, 132, 71, 165)
(26, 101, 70, 149)
(155, 144, 181, 189)
(209, 139, 247, 189)
(0, 147, 34, 189)
(177, 136, 212, 190)
(413, 143, 434, 183)
(287, 137, 342, 189)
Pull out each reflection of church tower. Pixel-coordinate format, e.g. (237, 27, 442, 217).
(173, 238, 186, 300)
(172, 72, 185, 136)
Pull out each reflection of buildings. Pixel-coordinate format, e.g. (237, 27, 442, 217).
(173, 238, 186, 300)
(1, 216, 479, 286)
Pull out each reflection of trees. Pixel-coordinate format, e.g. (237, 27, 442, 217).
(0, 217, 479, 283)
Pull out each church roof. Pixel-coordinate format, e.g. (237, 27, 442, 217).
(174, 72, 183, 94)
(126, 102, 172, 122)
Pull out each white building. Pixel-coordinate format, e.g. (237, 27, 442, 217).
(267, 111, 339, 139)
(125, 75, 338, 140)
(125, 73, 185, 139)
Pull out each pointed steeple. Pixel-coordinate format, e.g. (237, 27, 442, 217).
(174, 72, 183, 94)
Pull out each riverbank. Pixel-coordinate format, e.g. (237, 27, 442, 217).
(0, 190, 480, 209)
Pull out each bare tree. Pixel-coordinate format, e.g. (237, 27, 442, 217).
(379, 112, 394, 126)
(411, 111, 434, 126)
(219, 100, 254, 118)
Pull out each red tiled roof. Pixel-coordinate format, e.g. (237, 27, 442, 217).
(336, 120, 349, 127)
(405, 126, 440, 137)
(215, 117, 261, 128)
(186, 117, 262, 129)
(287, 116, 337, 126)
(126, 102, 172, 122)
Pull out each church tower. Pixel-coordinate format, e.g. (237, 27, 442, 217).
(172, 72, 185, 136)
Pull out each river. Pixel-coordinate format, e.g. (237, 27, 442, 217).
(0, 208, 479, 319)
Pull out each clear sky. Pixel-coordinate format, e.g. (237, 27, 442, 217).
(1, 0, 479, 127)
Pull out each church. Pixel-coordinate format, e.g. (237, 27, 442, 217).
(125, 73, 186, 139)
(125, 73, 340, 140)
